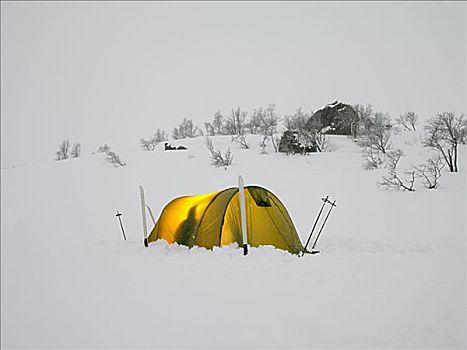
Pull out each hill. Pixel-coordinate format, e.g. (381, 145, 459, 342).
(1, 134, 465, 348)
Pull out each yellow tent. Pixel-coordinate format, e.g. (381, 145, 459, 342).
(147, 185, 304, 254)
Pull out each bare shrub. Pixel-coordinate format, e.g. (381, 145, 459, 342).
(97, 144, 111, 153)
(56, 139, 81, 160)
(70, 142, 81, 158)
(205, 137, 233, 167)
(377, 149, 416, 191)
(55, 139, 71, 160)
(105, 150, 126, 167)
(416, 154, 445, 189)
(232, 134, 249, 149)
(140, 129, 167, 151)
(139, 138, 157, 151)
(282, 108, 322, 153)
(362, 147, 384, 170)
(96, 144, 126, 167)
(298, 130, 319, 152)
(173, 118, 202, 139)
(424, 112, 465, 172)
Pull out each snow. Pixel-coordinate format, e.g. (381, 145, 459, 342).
(1, 134, 465, 348)
(315, 100, 348, 113)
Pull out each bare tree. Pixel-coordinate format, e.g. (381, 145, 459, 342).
(105, 150, 126, 167)
(358, 110, 392, 169)
(205, 137, 233, 167)
(173, 118, 202, 139)
(212, 111, 226, 135)
(154, 129, 168, 143)
(204, 122, 215, 136)
(359, 111, 392, 154)
(205, 111, 228, 136)
(140, 129, 167, 151)
(70, 142, 81, 158)
(396, 111, 418, 131)
(352, 104, 373, 140)
(416, 154, 445, 189)
(225, 107, 248, 136)
(55, 139, 71, 160)
(247, 111, 263, 134)
(378, 149, 416, 191)
(256, 104, 280, 153)
(461, 118, 467, 145)
(284, 108, 310, 133)
(424, 112, 465, 172)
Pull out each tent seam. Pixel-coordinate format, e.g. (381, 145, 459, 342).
(196, 187, 236, 248)
(218, 188, 240, 246)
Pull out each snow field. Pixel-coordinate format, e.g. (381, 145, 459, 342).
(1, 135, 465, 348)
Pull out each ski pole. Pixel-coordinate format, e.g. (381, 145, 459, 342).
(116, 211, 127, 241)
(311, 200, 336, 250)
(301, 195, 329, 256)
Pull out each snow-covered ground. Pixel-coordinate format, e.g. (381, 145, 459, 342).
(1, 135, 465, 348)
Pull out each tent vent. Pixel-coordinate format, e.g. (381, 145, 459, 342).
(248, 187, 271, 207)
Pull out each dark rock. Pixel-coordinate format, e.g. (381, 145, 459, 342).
(305, 101, 358, 135)
(164, 142, 187, 151)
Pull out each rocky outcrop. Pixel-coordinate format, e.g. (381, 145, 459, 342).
(305, 101, 358, 135)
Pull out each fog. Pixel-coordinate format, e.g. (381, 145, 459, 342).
(1, 1, 465, 167)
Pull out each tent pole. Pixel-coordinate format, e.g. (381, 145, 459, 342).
(140, 185, 148, 247)
(301, 195, 329, 256)
(238, 175, 249, 255)
(145, 204, 156, 226)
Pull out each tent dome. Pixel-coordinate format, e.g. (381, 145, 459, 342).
(148, 186, 304, 254)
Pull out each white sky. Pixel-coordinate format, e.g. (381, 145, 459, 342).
(1, 1, 466, 167)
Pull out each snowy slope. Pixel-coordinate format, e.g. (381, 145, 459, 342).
(1, 135, 465, 348)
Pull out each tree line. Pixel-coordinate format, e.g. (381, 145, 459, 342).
(53, 103, 466, 175)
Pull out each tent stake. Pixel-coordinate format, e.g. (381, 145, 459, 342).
(311, 200, 337, 251)
(301, 195, 329, 256)
(116, 211, 126, 241)
(238, 175, 249, 255)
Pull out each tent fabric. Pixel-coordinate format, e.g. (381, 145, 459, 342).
(147, 186, 304, 254)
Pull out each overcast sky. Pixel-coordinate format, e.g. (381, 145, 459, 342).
(1, 1, 465, 167)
